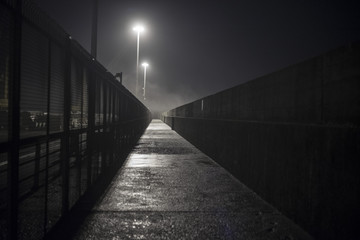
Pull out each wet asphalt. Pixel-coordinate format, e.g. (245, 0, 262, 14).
(73, 120, 313, 240)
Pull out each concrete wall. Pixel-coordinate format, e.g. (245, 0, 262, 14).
(162, 42, 360, 240)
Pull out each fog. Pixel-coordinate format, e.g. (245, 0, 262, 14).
(34, 0, 360, 113)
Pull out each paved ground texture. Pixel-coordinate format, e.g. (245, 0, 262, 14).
(73, 120, 313, 240)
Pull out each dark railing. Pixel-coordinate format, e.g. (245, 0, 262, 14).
(0, 0, 151, 239)
(162, 42, 360, 240)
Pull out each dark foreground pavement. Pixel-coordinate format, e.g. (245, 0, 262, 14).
(72, 120, 313, 240)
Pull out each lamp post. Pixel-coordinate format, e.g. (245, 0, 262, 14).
(133, 25, 144, 98)
(91, 0, 98, 58)
(141, 63, 149, 100)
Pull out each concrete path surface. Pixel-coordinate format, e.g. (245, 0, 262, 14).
(73, 120, 313, 240)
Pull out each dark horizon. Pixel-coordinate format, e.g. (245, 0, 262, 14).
(34, 0, 360, 113)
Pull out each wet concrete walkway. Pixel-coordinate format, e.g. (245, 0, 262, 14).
(73, 120, 313, 239)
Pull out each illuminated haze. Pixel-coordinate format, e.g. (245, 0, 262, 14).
(34, 0, 360, 113)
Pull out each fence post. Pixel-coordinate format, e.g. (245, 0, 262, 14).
(61, 36, 71, 215)
(102, 83, 107, 171)
(33, 141, 41, 190)
(8, 0, 22, 239)
(87, 69, 95, 188)
(110, 89, 115, 164)
(44, 38, 52, 234)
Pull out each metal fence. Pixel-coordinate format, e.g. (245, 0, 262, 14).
(0, 0, 151, 239)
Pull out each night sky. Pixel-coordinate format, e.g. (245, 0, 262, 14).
(33, 0, 360, 113)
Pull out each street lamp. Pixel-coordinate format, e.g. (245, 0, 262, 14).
(142, 62, 149, 100)
(133, 25, 144, 98)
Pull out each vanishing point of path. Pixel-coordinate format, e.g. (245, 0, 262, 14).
(72, 120, 313, 240)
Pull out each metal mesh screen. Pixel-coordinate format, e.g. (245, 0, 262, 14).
(0, 4, 12, 239)
(70, 58, 82, 130)
(45, 139, 62, 232)
(82, 69, 88, 128)
(0, 4, 12, 143)
(68, 133, 80, 208)
(114, 92, 119, 122)
(20, 22, 49, 139)
(1, 0, 15, 7)
(22, 0, 67, 44)
(79, 132, 87, 196)
(49, 42, 65, 133)
(105, 84, 110, 123)
(0, 152, 8, 239)
(2, 1, 151, 239)
(91, 129, 102, 182)
(68, 58, 89, 208)
(0, 153, 7, 207)
(95, 78, 103, 125)
(18, 143, 47, 240)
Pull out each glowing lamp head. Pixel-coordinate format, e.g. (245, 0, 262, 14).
(133, 25, 144, 32)
(142, 63, 149, 67)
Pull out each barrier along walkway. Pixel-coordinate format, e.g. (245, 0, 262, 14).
(69, 119, 313, 239)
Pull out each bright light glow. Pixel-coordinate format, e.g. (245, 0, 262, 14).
(133, 25, 144, 32)
(142, 63, 149, 67)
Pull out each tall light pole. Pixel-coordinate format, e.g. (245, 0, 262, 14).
(142, 63, 149, 100)
(133, 25, 144, 98)
(91, 0, 98, 58)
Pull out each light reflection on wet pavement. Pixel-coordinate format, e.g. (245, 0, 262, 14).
(73, 120, 313, 240)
